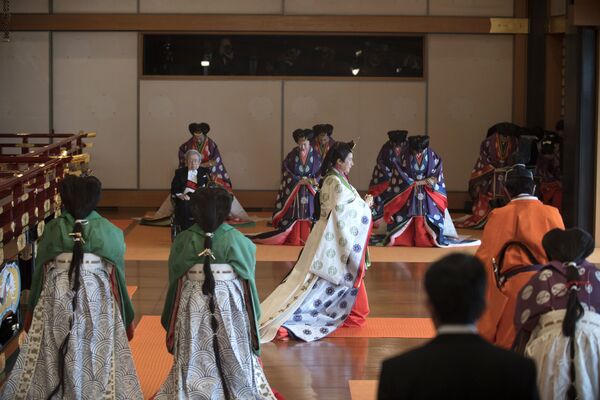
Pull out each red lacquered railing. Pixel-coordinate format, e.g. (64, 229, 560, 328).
(0, 131, 95, 260)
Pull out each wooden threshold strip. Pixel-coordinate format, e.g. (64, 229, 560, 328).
(11, 14, 527, 34)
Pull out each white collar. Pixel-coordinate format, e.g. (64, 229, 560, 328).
(511, 194, 538, 201)
(437, 324, 478, 335)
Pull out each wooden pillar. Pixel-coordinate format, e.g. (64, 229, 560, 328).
(512, 0, 528, 126)
(526, 0, 546, 127)
(563, 26, 597, 231)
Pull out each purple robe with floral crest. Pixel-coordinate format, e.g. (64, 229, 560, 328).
(383, 148, 448, 246)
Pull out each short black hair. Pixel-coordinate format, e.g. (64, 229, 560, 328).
(188, 123, 199, 135)
(425, 254, 487, 325)
(292, 129, 310, 143)
(318, 141, 354, 177)
(505, 165, 535, 197)
(198, 122, 210, 135)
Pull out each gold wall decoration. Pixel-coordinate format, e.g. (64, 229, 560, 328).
(490, 18, 529, 34)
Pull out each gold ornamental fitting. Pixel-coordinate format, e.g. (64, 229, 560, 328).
(34, 207, 39, 218)
(44, 199, 51, 212)
(10, 222, 16, 232)
(0, 228, 3, 242)
(37, 220, 45, 237)
(489, 18, 529, 34)
(21, 213, 29, 227)
(17, 234, 26, 252)
(86, 131, 97, 138)
(71, 153, 90, 163)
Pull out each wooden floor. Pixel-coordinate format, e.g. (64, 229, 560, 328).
(75, 208, 600, 399)
(125, 259, 429, 399)
(106, 207, 435, 399)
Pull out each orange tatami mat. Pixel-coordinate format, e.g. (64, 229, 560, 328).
(109, 219, 135, 231)
(130, 316, 172, 399)
(349, 380, 378, 400)
(127, 285, 138, 298)
(329, 318, 435, 339)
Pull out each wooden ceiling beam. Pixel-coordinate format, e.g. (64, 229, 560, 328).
(10, 14, 528, 34)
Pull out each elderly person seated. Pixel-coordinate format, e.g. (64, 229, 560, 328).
(171, 149, 210, 232)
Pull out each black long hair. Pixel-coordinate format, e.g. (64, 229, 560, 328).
(542, 228, 595, 400)
(49, 175, 101, 399)
(189, 186, 233, 399)
(314, 141, 354, 219)
(318, 141, 354, 179)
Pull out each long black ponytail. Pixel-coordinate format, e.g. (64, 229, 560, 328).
(314, 141, 354, 220)
(189, 186, 233, 399)
(542, 228, 595, 400)
(48, 175, 101, 399)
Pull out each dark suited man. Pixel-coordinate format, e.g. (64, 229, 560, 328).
(378, 253, 539, 400)
(171, 149, 210, 231)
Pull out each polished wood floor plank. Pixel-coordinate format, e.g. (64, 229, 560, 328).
(124, 259, 431, 399)
(110, 208, 436, 399)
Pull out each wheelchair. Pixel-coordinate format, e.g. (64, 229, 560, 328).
(170, 172, 213, 241)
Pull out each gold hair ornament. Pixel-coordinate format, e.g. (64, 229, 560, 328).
(68, 232, 85, 244)
(198, 248, 216, 260)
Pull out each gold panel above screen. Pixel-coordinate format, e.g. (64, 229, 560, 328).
(489, 18, 529, 34)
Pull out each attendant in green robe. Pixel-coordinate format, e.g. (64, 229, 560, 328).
(1, 175, 142, 400)
(155, 186, 277, 399)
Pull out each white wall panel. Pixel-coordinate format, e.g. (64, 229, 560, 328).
(284, 81, 426, 191)
(429, 0, 513, 16)
(11, 0, 48, 13)
(140, 80, 282, 190)
(0, 32, 49, 132)
(140, 0, 282, 14)
(284, 0, 426, 15)
(53, 32, 138, 189)
(427, 34, 513, 191)
(53, 0, 137, 13)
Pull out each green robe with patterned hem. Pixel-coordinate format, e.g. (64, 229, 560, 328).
(162, 223, 262, 354)
(30, 211, 134, 328)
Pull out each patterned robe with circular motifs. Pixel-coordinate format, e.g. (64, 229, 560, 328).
(154, 277, 276, 399)
(513, 260, 600, 400)
(259, 170, 372, 342)
(0, 260, 142, 400)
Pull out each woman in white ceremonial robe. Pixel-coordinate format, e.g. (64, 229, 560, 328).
(260, 141, 373, 342)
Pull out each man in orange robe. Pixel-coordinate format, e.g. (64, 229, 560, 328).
(475, 165, 564, 349)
